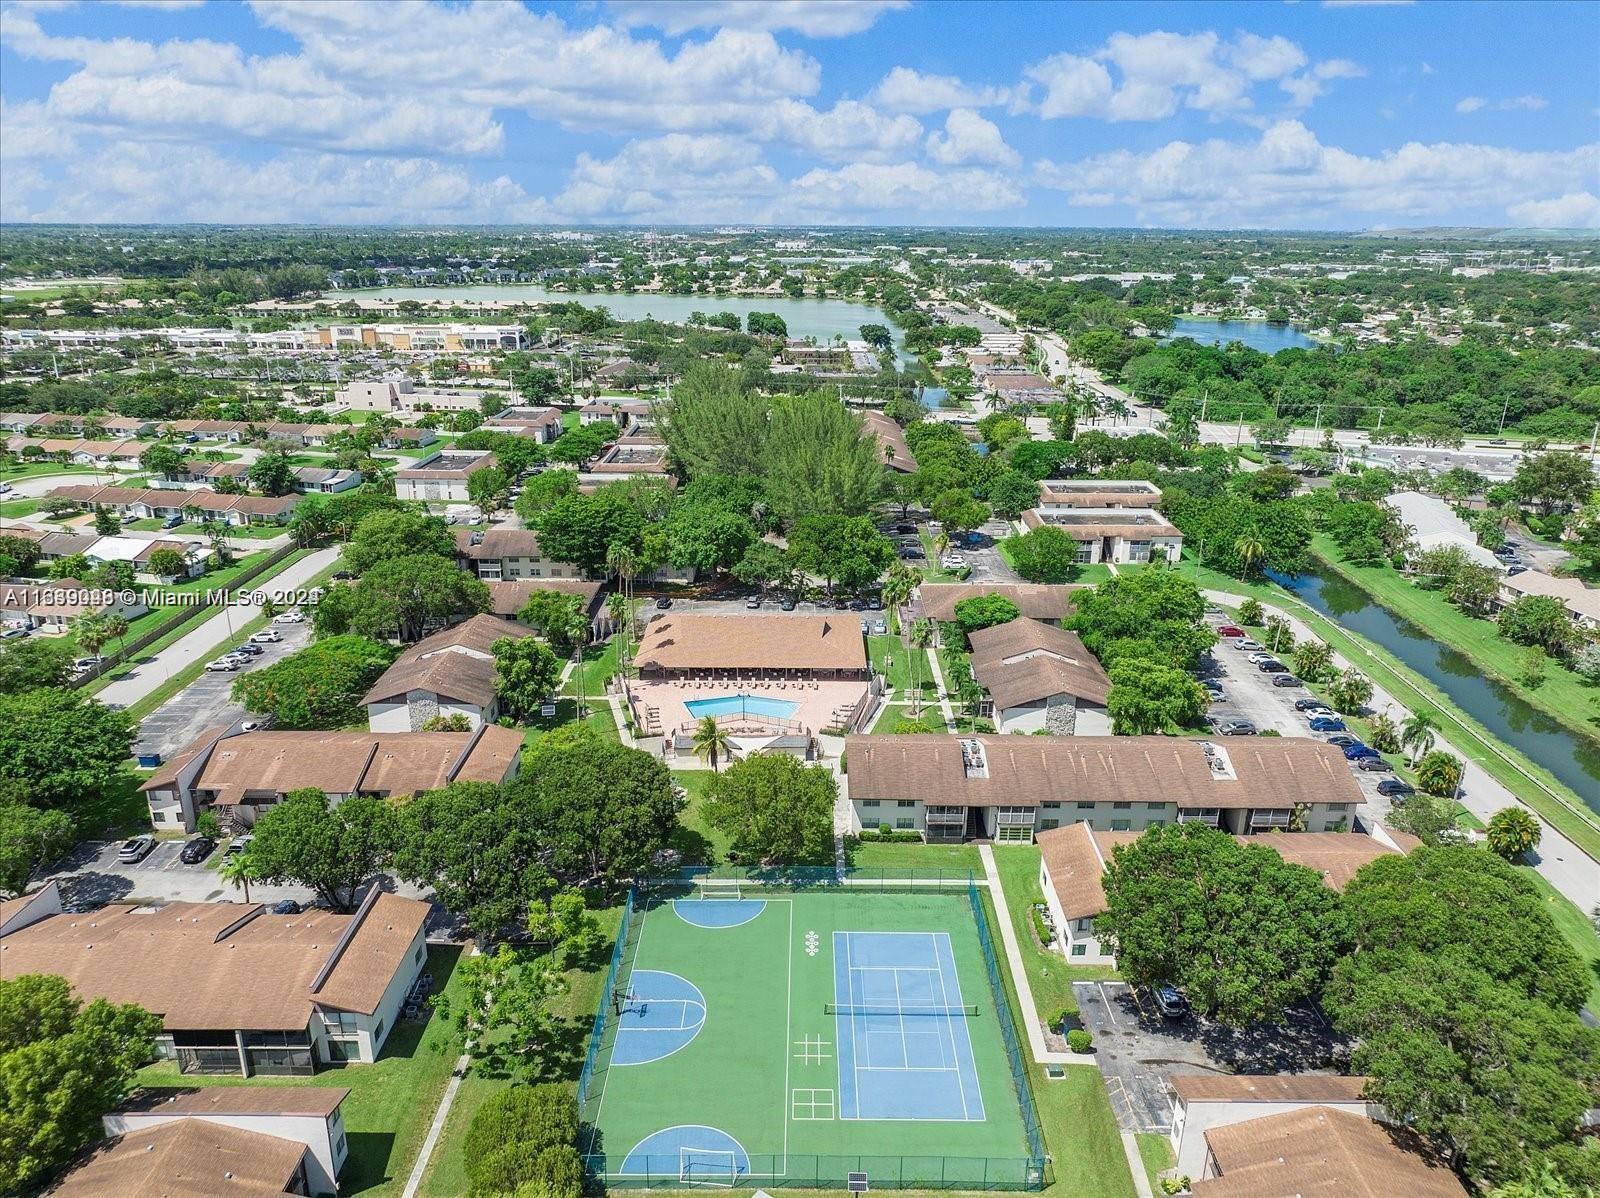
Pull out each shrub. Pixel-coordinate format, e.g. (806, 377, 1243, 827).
(196, 811, 222, 839)
(1030, 905, 1053, 946)
(1066, 1028, 1094, 1053)
(1237, 598, 1264, 626)
(464, 1085, 580, 1198)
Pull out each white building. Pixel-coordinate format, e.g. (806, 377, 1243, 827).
(1386, 490, 1503, 570)
(394, 449, 498, 502)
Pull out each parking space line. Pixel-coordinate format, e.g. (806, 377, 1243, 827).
(1098, 982, 1120, 1025)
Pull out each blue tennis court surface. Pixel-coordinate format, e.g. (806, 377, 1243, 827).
(832, 931, 986, 1121)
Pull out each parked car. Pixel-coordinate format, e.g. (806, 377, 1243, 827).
(231, 643, 264, 656)
(654, 596, 673, 609)
(73, 655, 105, 672)
(162, 514, 183, 529)
(848, 598, 867, 611)
(223, 836, 253, 859)
(1246, 652, 1277, 664)
(868, 595, 884, 610)
(1506, 564, 1528, 576)
(248, 630, 281, 644)
(271, 899, 302, 916)
(1153, 984, 1191, 1019)
(117, 835, 155, 864)
(179, 837, 216, 865)
(1325, 733, 1362, 748)
(272, 611, 305, 624)
(1271, 675, 1304, 688)
(895, 524, 916, 535)
(1294, 698, 1330, 712)
(0, 627, 28, 639)
(1343, 743, 1380, 760)
(1202, 679, 1225, 694)
(1216, 625, 1245, 638)
(1308, 716, 1347, 732)
(745, 596, 762, 609)
(1376, 779, 1416, 797)
(1234, 638, 1263, 651)
(872, 619, 888, 635)
(1356, 756, 1395, 772)
(1213, 719, 1257, 736)
(1256, 659, 1288, 673)
(204, 657, 241, 672)
(779, 597, 797, 611)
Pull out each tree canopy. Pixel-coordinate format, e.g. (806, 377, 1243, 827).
(702, 754, 836, 865)
(246, 788, 396, 910)
(231, 635, 397, 728)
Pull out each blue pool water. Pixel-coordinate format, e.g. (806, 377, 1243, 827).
(683, 694, 800, 720)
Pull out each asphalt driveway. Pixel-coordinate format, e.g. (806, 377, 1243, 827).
(1072, 980, 1350, 1133)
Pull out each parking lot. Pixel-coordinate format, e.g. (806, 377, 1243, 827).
(1072, 980, 1349, 1134)
(132, 617, 313, 759)
(43, 835, 313, 908)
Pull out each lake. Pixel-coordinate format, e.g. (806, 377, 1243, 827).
(328, 285, 900, 346)
(1271, 565, 1600, 810)
(1164, 317, 1319, 354)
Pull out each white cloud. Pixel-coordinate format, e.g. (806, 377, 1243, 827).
(1024, 30, 1355, 122)
(869, 66, 1016, 114)
(1034, 119, 1600, 228)
(761, 99, 922, 161)
(926, 109, 1020, 167)
(1457, 93, 1547, 114)
(0, 98, 77, 159)
(1507, 192, 1600, 229)
(553, 134, 781, 222)
(606, 1, 907, 37)
(791, 161, 1023, 217)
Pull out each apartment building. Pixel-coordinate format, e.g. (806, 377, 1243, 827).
(309, 323, 527, 352)
(1034, 479, 1162, 512)
(1020, 506, 1184, 565)
(394, 449, 498, 502)
(843, 734, 1363, 843)
(337, 378, 492, 414)
(454, 528, 581, 581)
(363, 614, 533, 732)
(968, 618, 1111, 734)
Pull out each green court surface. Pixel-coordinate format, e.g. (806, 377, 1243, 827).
(580, 883, 1043, 1190)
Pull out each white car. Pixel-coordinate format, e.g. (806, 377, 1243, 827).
(1246, 652, 1278, 665)
(272, 611, 305, 624)
(249, 630, 282, 644)
(1234, 638, 1263, 651)
(204, 657, 241, 672)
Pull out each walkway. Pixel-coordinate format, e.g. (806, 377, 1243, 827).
(95, 547, 340, 707)
(924, 646, 958, 730)
(1206, 589, 1600, 912)
(401, 943, 479, 1198)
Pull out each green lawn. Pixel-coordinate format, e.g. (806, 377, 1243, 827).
(868, 633, 939, 699)
(520, 698, 620, 749)
(842, 839, 982, 874)
(0, 496, 40, 518)
(870, 702, 948, 733)
(417, 912, 622, 1198)
(1138, 1133, 1177, 1193)
(1516, 865, 1600, 1017)
(668, 769, 729, 865)
(0, 461, 103, 480)
(976, 890, 1136, 1198)
(134, 946, 467, 1198)
(1189, 556, 1600, 864)
(561, 636, 619, 698)
(1309, 533, 1598, 742)
(988, 845, 1118, 1022)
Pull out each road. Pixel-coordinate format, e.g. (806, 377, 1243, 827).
(96, 546, 340, 708)
(1205, 588, 1600, 914)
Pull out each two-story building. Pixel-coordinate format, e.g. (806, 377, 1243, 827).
(394, 450, 498, 503)
(844, 734, 1364, 843)
(363, 614, 534, 732)
(454, 528, 581, 581)
(968, 618, 1111, 734)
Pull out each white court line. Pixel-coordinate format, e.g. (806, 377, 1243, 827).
(935, 930, 985, 1122)
(782, 897, 793, 1175)
(892, 969, 910, 1071)
(930, 931, 972, 1120)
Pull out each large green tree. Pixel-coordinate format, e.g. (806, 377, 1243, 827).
(0, 638, 74, 693)
(787, 514, 895, 593)
(491, 636, 563, 720)
(341, 509, 455, 574)
(0, 803, 75, 898)
(0, 690, 135, 811)
(1097, 824, 1350, 1025)
(0, 974, 163, 1195)
(1106, 659, 1207, 734)
(231, 635, 397, 728)
(314, 554, 489, 643)
(702, 754, 836, 865)
(1068, 568, 1215, 670)
(1002, 526, 1083, 584)
(246, 788, 396, 911)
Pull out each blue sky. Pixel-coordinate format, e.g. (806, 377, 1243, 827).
(2, 0, 1596, 228)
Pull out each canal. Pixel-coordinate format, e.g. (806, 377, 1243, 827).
(1269, 565, 1600, 810)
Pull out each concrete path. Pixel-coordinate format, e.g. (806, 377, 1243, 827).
(1206, 589, 1600, 912)
(96, 547, 339, 707)
(402, 943, 479, 1198)
(924, 647, 958, 730)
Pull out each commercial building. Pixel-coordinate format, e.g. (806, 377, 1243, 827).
(843, 734, 1365, 843)
(0, 887, 430, 1078)
(337, 378, 493, 414)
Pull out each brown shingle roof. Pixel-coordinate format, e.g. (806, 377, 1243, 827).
(636, 613, 868, 673)
(918, 583, 1082, 623)
(1035, 823, 1137, 919)
(1192, 1106, 1466, 1198)
(0, 892, 429, 1030)
(452, 528, 545, 560)
(845, 735, 1363, 810)
(969, 618, 1111, 708)
(122, 1086, 350, 1118)
(362, 614, 531, 707)
(48, 1119, 307, 1198)
(1170, 1074, 1371, 1104)
(860, 410, 918, 472)
(487, 579, 605, 618)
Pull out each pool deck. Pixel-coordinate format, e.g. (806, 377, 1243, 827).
(626, 678, 870, 740)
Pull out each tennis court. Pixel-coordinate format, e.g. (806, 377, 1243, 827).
(579, 880, 1044, 1190)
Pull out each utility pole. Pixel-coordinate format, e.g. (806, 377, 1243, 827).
(1497, 396, 1509, 436)
(1199, 387, 1209, 425)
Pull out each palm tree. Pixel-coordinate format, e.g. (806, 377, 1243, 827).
(1367, 710, 1400, 754)
(606, 542, 639, 679)
(692, 715, 735, 772)
(102, 613, 130, 661)
(219, 851, 259, 904)
(881, 563, 917, 635)
(1233, 533, 1266, 578)
(1400, 710, 1437, 764)
(908, 618, 934, 717)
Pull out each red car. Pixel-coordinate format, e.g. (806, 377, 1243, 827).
(1217, 625, 1245, 638)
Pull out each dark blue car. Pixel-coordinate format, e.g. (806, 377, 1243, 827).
(1343, 742, 1380, 760)
(1308, 717, 1346, 732)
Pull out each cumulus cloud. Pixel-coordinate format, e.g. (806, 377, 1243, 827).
(606, 1, 908, 38)
(1507, 192, 1600, 229)
(1024, 30, 1359, 122)
(925, 109, 1020, 167)
(1458, 93, 1547, 113)
(791, 161, 1024, 217)
(553, 134, 781, 222)
(1034, 120, 1600, 228)
(869, 66, 1017, 114)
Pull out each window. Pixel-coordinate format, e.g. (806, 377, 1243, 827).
(895, 817, 915, 830)
(1113, 801, 1132, 810)
(862, 799, 880, 808)
(335, 1133, 347, 1156)
(1040, 819, 1059, 831)
(1042, 801, 1059, 809)
(1147, 802, 1164, 810)
(897, 800, 916, 808)
(1075, 918, 1092, 932)
(415, 945, 425, 966)
(373, 1019, 384, 1043)
(1070, 944, 1087, 957)
(321, 1010, 359, 1035)
(1076, 800, 1095, 809)
(1110, 819, 1131, 832)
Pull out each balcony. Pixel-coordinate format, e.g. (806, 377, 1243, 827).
(1248, 809, 1292, 832)
(996, 808, 1036, 827)
(926, 808, 965, 827)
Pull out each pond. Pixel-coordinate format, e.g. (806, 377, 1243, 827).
(327, 285, 901, 347)
(1269, 565, 1600, 810)
(1164, 317, 1320, 354)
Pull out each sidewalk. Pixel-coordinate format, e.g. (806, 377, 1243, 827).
(1205, 589, 1600, 913)
(95, 547, 340, 707)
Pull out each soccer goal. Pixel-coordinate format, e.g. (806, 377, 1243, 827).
(680, 1147, 740, 1187)
(700, 880, 742, 901)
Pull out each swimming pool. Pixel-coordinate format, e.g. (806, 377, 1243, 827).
(683, 694, 800, 720)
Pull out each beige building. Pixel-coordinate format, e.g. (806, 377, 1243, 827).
(454, 527, 581, 581)
(844, 734, 1365, 843)
(394, 449, 498, 502)
(968, 618, 1111, 734)
(363, 614, 533, 732)
(1020, 506, 1184, 565)
(338, 377, 492, 414)
(310, 322, 527, 352)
